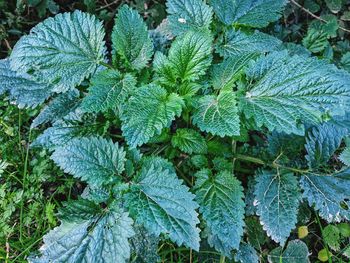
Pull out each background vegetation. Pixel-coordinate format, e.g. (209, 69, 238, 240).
(0, 0, 350, 262)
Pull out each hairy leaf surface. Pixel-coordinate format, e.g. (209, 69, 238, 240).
(171, 128, 207, 154)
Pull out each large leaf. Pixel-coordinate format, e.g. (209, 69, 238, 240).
(10, 11, 106, 92)
(81, 69, 136, 113)
(300, 170, 350, 222)
(171, 128, 207, 154)
(0, 59, 53, 108)
(166, 0, 213, 35)
(29, 200, 135, 263)
(192, 90, 240, 137)
(51, 136, 126, 186)
(121, 84, 184, 148)
(154, 31, 212, 85)
(194, 169, 245, 256)
(305, 123, 347, 169)
(125, 158, 200, 250)
(112, 5, 153, 70)
(254, 170, 300, 244)
(210, 0, 287, 27)
(240, 51, 350, 134)
(217, 30, 281, 58)
(268, 240, 310, 263)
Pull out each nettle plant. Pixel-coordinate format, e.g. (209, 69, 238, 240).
(1, 0, 350, 262)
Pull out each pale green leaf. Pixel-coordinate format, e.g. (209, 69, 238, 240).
(323, 225, 340, 251)
(171, 128, 207, 154)
(268, 240, 310, 263)
(10, 11, 106, 92)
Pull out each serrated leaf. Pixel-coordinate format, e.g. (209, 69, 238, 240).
(235, 243, 259, 263)
(325, 0, 342, 13)
(10, 11, 106, 92)
(166, 0, 213, 35)
(51, 136, 126, 186)
(300, 170, 350, 222)
(241, 51, 350, 135)
(339, 147, 350, 166)
(171, 128, 207, 154)
(192, 90, 240, 137)
(0, 59, 53, 108)
(210, 0, 287, 27)
(211, 53, 258, 90)
(130, 226, 160, 263)
(268, 240, 310, 263)
(121, 84, 184, 148)
(31, 89, 80, 128)
(323, 225, 340, 251)
(125, 159, 200, 250)
(302, 28, 328, 53)
(154, 31, 212, 85)
(81, 69, 136, 113)
(29, 202, 134, 263)
(58, 198, 102, 223)
(217, 30, 281, 58)
(112, 5, 153, 70)
(305, 123, 346, 169)
(340, 52, 350, 73)
(245, 216, 268, 250)
(195, 169, 245, 256)
(254, 170, 300, 244)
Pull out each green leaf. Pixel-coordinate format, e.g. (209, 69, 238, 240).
(234, 243, 259, 263)
(305, 123, 346, 169)
(130, 226, 160, 263)
(31, 89, 80, 128)
(268, 240, 310, 263)
(241, 51, 350, 134)
(340, 52, 350, 73)
(254, 170, 300, 244)
(171, 128, 207, 154)
(194, 169, 245, 256)
(81, 69, 136, 113)
(166, 0, 213, 35)
(51, 136, 126, 186)
(211, 53, 258, 90)
(0, 59, 53, 108)
(300, 170, 350, 222)
(112, 5, 153, 70)
(210, 0, 287, 27)
(339, 147, 350, 166)
(302, 28, 328, 53)
(125, 158, 200, 250)
(323, 225, 340, 251)
(58, 198, 102, 223)
(217, 30, 281, 58)
(154, 31, 212, 84)
(121, 84, 184, 148)
(10, 11, 106, 92)
(325, 0, 343, 13)
(192, 90, 240, 137)
(29, 201, 135, 263)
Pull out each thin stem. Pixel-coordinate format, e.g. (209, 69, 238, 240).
(219, 255, 226, 263)
(98, 61, 114, 69)
(315, 213, 333, 263)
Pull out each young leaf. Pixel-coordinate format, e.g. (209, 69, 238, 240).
(210, 0, 287, 28)
(305, 123, 346, 169)
(234, 243, 259, 263)
(194, 169, 245, 256)
(254, 170, 300, 245)
(241, 51, 350, 135)
(81, 69, 136, 113)
(171, 128, 207, 154)
(217, 30, 281, 58)
(31, 89, 80, 128)
(0, 59, 53, 108)
(154, 31, 212, 84)
(112, 5, 153, 70)
(211, 53, 258, 90)
(10, 11, 106, 92)
(125, 159, 200, 250)
(268, 240, 310, 263)
(323, 225, 340, 251)
(29, 201, 135, 263)
(166, 0, 213, 35)
(51, 137, 126, 186)
(192, 90, 240, 137)
(300, 170, 350, 222)
(121, 84, 184, 148)
(302, 28, 328, 53)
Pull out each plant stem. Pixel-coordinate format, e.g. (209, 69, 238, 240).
(99, 61, 114, 69)
(219, 255, 226, 263)
(315, 213, 333, 263)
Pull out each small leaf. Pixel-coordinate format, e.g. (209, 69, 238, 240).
(268, 240, 310, 263)
(51, 136, 126, 186)
(302, 28, 328, 53)
(81, 69, 136, 113)
(125, 158, 200, 250)
(254, 170, 300, 244)
(323, 225, 340, 251)
(193, 90, 240, 137)
(195, 169, 245, 255)
(112, 5, 153, 70)
(166, 0, 213, 35)
(121, 84, 184, 148)
(171, 128, 207, 154)
(234, 243, 259, 263)
(10, 11, 106, 92)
